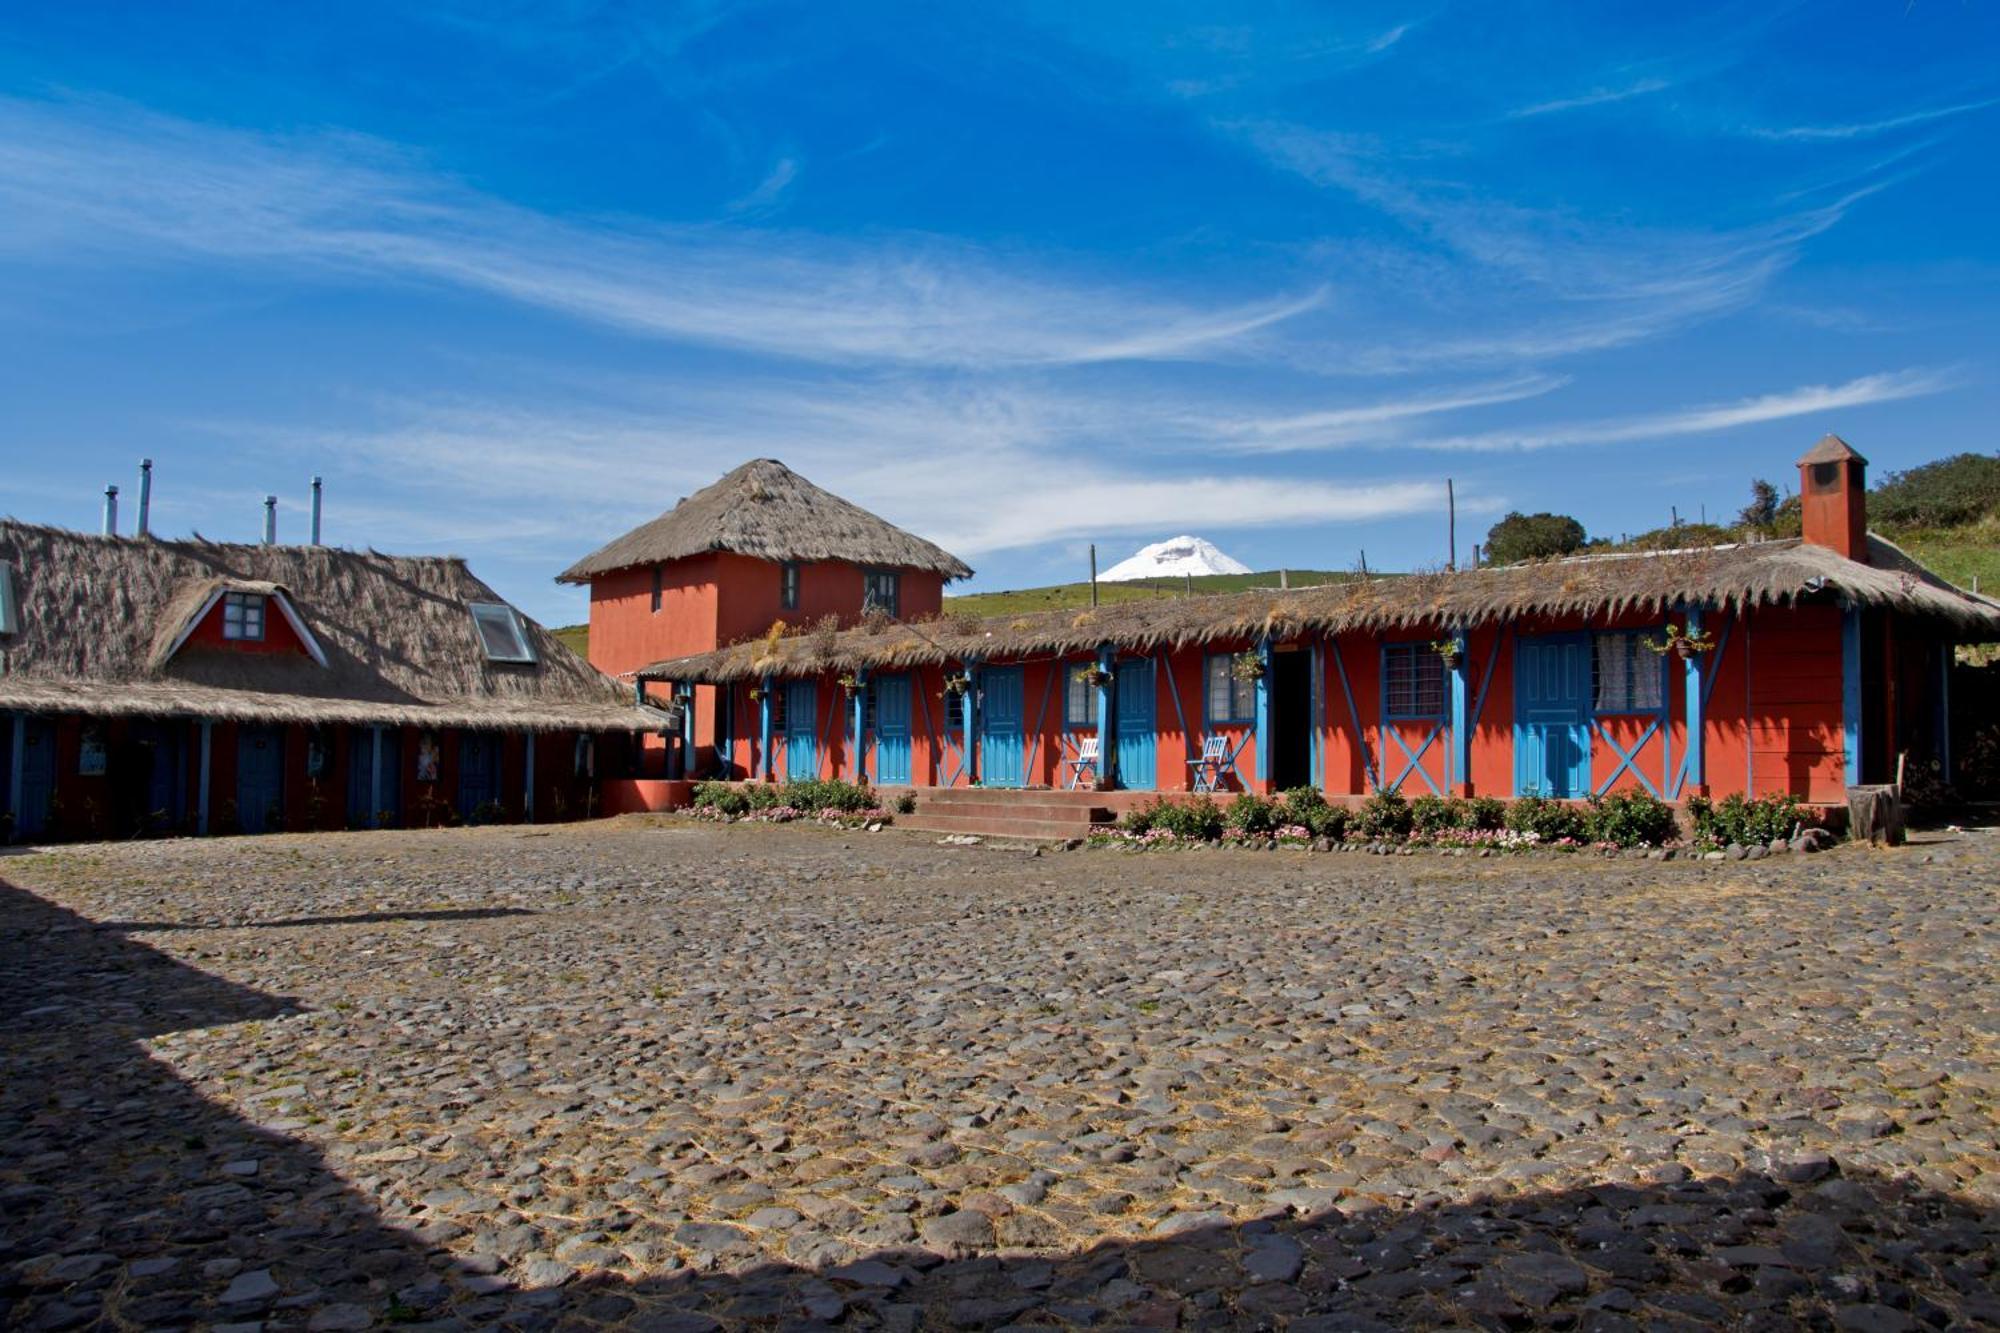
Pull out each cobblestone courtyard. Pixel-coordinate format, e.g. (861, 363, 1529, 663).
(3, 821, 1997, 1331)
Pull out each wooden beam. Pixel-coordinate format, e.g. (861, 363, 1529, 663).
(759, 676, 774, 780)
(524, 730, 535, 823)
(1682, 607, 1705, 797)
(1095, 647, 1113, 787)
(1254, 638, 1271, 788)
(369, 725, 383, 828)
(1842, 606, 1863, 789)
(7, 712, 23, 836)
(197, 719, 212, 836)
(1449, 628, 1469, 792)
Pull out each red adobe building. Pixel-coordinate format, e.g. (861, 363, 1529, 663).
(557, 459, 972, 778)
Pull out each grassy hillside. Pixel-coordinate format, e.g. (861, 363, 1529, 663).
(552, 624, 590, 659)
(1891, 517, 2000, 596)
(944, 568, 1359, 618)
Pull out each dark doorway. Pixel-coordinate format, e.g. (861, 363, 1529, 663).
(1269, 647, 1313, 791)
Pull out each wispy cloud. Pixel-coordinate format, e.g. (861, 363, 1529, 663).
(725, 154, 800, 215)
(1405, 368, 1955, 453)
(0, 96, 1320, 371)
(1510, 77, 1671, 119)
(1197, 376, 1566, 453)
(1748, 97, 1999, 142)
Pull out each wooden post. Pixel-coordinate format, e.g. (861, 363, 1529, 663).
(1683, 607, 1705, 797)
(524, 730, 536, 823)
(1937, 644, 1953, 781)
(1842, 607, 1863, 789)
(962, 661, 979, 785)
(1254, 637, 1272, 789)
(1094, 646, 1113, 788)
(369, 724, 383, 828)
(7, 712, 23, 837)
(1446, 478, 1456, 571)
(760, 676, 774, 780)
(1449, 629, 1470, 794)
(1089, 545, 1099, 608)
(197, 719, 212, 835)
(852, 671, 868, 784)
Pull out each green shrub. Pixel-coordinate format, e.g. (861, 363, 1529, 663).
(1463, 796, 1507, 830)
(1355, 790, 1413, 841)
(1687, 793, 1809, 846)
(1870, 452, 2000, 529)
(744, 783, 786, 810)
(1408, 795, 1464, 837)
(692, 780, 750, 817)
(1281, 787, 1349, 840)
(1153, 796, 1226, 841)
(1225, 793, 1281, 836)
(1121, 799, 1161, 836)
(780, 778, 876, 812)
(1583, 790, 1678, 846)
(1505, 795, 1587, 843)
(894, 791, 918, 815)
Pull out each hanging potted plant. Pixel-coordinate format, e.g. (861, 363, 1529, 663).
(942, 672, 971, 697)
(746, 686, 765, 703)
(836, 673, 861, 695)
(1074, 664, 1112, 690)
(1645, 623, 1717, 660)
(1230, 650, 1264, 684)
(1431, 638, 1462, 670)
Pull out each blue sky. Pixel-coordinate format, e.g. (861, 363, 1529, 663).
(3, 2, 1996, 626)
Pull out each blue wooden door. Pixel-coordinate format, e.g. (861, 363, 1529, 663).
(458, 732, 500, 819)
(135, 721, 185, 830)
(785, 680, 818, 779)
(1114, 659, 1156, 790)
(1514, 634, 1591, 797)
(980, 667, 1024, 788)
(236, 725, 286, 833)
(348, 728, 402, 827)
(11, 716, 56, 838)
(874, 675, 912, 785)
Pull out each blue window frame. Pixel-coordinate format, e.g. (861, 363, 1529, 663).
(1592, 631, 1664, 714)
(1204, 653, 1256, 725)
(945, 686, 965, 733)
(862, 569, 900, 617)
(1383, 642, 1445, 720)
(1064, 663, 1099, 728)
(780, 562, 800, 610)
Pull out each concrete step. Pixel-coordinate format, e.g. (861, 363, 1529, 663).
(910, 798, 1108, 824)
(898, 812, 1109, 842)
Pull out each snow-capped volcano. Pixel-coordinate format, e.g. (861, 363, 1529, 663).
(1100, 535, 1253, 582)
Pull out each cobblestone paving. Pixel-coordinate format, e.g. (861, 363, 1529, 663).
(3, 821, 1997, 1331)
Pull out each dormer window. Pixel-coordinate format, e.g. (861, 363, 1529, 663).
(470, 601, 537, 664)
(862, 569, 900, 618)
(223, 591, 267, 641)
(0, 559, 17, 636)
(780, 561, 801, 610)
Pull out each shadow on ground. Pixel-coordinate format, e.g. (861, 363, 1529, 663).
(2, 878, 1995, 1332)
(97, 907, 540, 933)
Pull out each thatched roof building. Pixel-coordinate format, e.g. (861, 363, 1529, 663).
(557, 459, 974, 584)
(0, 521, 647, 731)
(640, 533, 2000, 684)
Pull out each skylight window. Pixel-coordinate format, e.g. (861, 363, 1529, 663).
(0, 560, 17, 636)
(470, 602, 537, 664)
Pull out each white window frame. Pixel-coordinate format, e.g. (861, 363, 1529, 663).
(470, 602, 538, 664)
(222, 591, 267, 642)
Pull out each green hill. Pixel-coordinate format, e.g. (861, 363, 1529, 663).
(553, 623, 590, 659)
(943, 569, 1360, 618)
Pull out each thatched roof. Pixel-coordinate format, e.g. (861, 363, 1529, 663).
(0, 521, 651, 731)
(557, 459, 974, 583)
(640, 533, 2000, 684)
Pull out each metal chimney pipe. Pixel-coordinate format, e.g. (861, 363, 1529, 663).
(310, 475, 323, 545)
(263, 495, 278, 545)
(137, 459, 153, 537)
(103, 485, 119, 537)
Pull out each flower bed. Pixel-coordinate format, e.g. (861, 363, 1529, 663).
(686, 779, 891, 830)
(1094, 789, 1826, 858)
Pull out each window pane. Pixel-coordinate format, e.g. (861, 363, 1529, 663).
(470, 603, 534, 663)
(1233, 672, 1257, 721)
(1206, 657, 1230, 721)
(1066, 670, 1097, 726)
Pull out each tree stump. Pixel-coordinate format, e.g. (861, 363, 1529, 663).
(1846, 784, 1906, 846)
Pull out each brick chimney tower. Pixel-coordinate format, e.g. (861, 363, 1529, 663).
(1797, 433, 1868, 564)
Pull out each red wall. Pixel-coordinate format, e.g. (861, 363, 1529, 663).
(180, 596, 313, 659)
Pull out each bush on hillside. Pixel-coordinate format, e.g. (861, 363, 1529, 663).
(1870, 452, 2000, 529)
